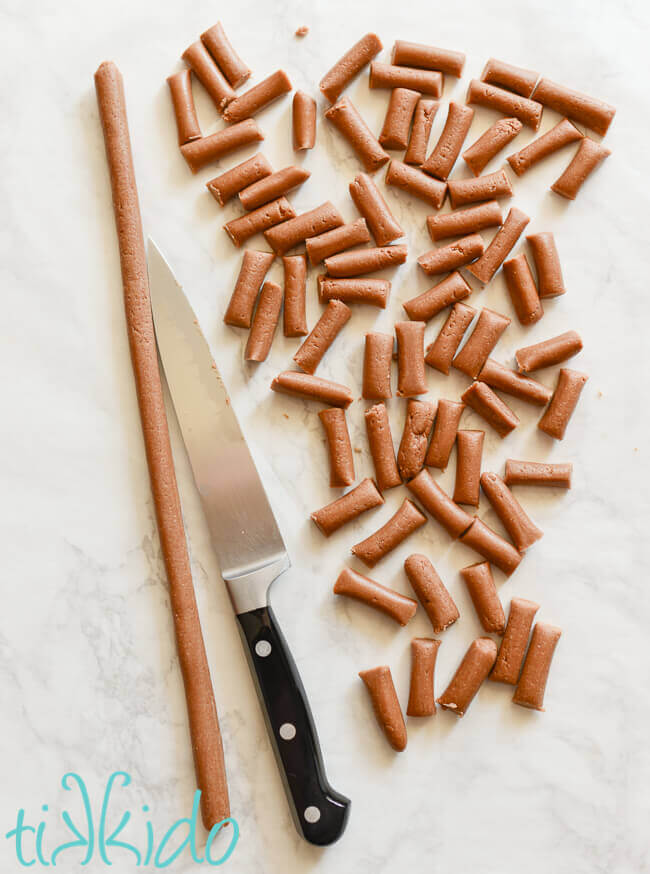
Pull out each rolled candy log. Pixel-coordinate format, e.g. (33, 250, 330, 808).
(513, 623, 562, 710)
(370, 62, 443, 97)
(167, 70, 201, 145)
(319, 32, 383, 103)
(491, 597, 540, 684)
(515, 330, 583, 372)
(181, 118, 264, 173)
(466, 207, 530, 284)
(453, 430, 485, 506)
(359, 665, 407, 752)
(307, 218, 372, 265)
(531, 77, 616, 136)
(224, 250, 275, 328)
(507, 118, 583, 177)
(224, 197, 295, 247)
(379, 88, 421, 150)
(504, 460, 572, 489)
(397, 399, 436, 480)
(406, 469, 474, 539)
(318, 276, 390, 308)
(478, 358, 552, 407)
(265, 201, 343, 255)
(453, 308, 511, 379)
(459, 517, 522, 576)
(425, 302, 476, 375)
(324, 244, 408, 277)
(334, 567, 417, 625)
(526, 232, 565, 298)
(427, 200, 502, 241)
(466, 78, 543, 130)
(325, 97, 389, 173)
(437, 637, 498, 717)
(385, 160, 447, 209)
(461, 381, 519, 438)
(351, 498, 427, 567)
(463, 117, 523, 176)
(395, 321, 427, 396)
(318, 407, 355, 487)
(292, 90, 316, 150)
(182, 40, 235, 112)
(538, 368, 589, 440)
(447, 168, 513, 209)
(244, 280, 282, 362)
(271, 371, 353, 408)
(407, 638, 441, 718)
(404, 98, 439, 165)
(293, 299, 351, 374)
(200, 22, 250, 88)
(417, 234, 484, 277)
(365, 403, 402, 490)
(422, 102, 475, 181)
(404, 553, 459, 632)
(503, 253, 543, 325)
(311, 477, 383, 536)
(350, 173, 403, 245)
(222, 70, 292, 124)
(480, 471, 543, 551)
(403, 271, 472, 322)
(363, 333, 393, 400)
(239, 165, 310, 210)
(481, 58, 539, 98)
(393, 40, 465, 77)
(551, 137, 611, 200)
(206, 153, 273, 206)
(282, 255, 308, 337)
(425, 398, 465, 469)
(460, 561, 506, 634)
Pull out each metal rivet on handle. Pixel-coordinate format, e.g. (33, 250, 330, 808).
(304, 806, 321, 823)
(255, 640, 272, 658)
(279, 723, 296, 740)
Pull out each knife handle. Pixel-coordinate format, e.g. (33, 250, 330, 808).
(236, 605, 350, 845)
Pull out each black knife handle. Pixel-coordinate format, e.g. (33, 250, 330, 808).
(236, 605, 350, 845)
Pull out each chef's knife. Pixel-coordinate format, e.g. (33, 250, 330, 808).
(147, 239, 350, 846)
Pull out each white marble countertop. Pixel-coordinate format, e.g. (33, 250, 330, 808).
(1, 0, 649, 870)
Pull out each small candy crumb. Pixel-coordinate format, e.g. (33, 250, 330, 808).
(295, 26, 309, 37)
(283, 413, 289, 419)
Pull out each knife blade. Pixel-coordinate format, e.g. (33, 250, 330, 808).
(147, 239, 350, 846)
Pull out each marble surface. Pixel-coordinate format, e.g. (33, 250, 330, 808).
(1, 0, 649, 870)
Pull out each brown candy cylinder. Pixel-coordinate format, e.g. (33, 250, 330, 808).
(379, 88, 421, 150)
(480, 472, 543, 551)
(404, 99, 439, 164)
(515, 330, 583, 372)
(463, 117, 522, 176)
(404, 554, 459, 632)
(460, 561, 505, 634)
(453, 308, 511, 378)
(478, 358, 552, 407)
(319, 33, 383, 103)
(427, 200, 502, 241)
(481, 58, 539, 98)
(334, 567, 417, 625)
(325, 245, 408, 277)
(532, 77, 616, 136)
(306, 218, 371, 265)
(182, 40, 235, 111)
(365, 403, 402, 491)
(359, 665, 407, 752)
(181, 118, 264, 173)
(271, 371, 353, 407)
(294, 299, 351, 374)
(426, 303, 476, 375)
(319, 407, 355, 487)
(224, 250, 275, 328)
(425, 399, 465, 469)
(503, 253, 543, 325)
(325, 97, 389, 173)
(224, 196, 295, 247)
(370, 62, 443, 97)
(459, 517, 522, 576)
(417, 234, 484, 276)
(526, 232, 566, 298)
(437, 638, 498, 716)
(422, 102, 475, 181)
(265, 201, 343, 255)
(282, 255, 308, 337)
(350, 173, 404, 245)
(244, 280, 282, 362)
(453, 430, 484, 506)
(167, 70, 201, 146)
(407, 638, 441, 717)
(538, 368, 589, 440)
(311, 478, 384, 536)
(507, 118, 583, 177)
(403, 271, 471, 322)
(491, 597, 540, 684)
(207, 153, 273, 206)
(363, 333, 394, 400)
(447, 168, 513, 209)
(200, 22, 250, 88)
(393, 41, 465, 77)
(239, 165, 310, 210)
(466, 207, 530, 284)
(352, 498, 427, 567)
(292, 91, 317, 150)
(407, 469, 474, 539)
(551, 137, 611, 200)
(223, 70, 292, 124)
(467, 79, 543, 130)
(461, 381, 519, 438)
(396, 321, 427, 396)
(504, 460, 572, 489)
(397, 399, 436, 480)
(385, 160, 447, 209)
(513, 623, 562, 710)
(318, 276, 390, 308)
